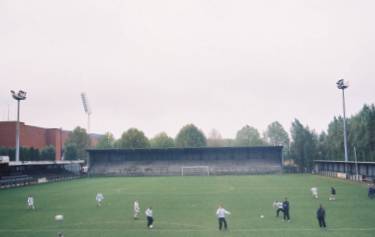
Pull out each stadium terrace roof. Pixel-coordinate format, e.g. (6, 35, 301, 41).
(314, 160, 375, 165)
(86, 146, 283, 152)
(8, 160, 85, 166)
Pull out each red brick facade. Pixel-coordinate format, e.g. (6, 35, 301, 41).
(0, 121, 99, 161)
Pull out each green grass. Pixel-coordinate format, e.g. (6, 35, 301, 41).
(0, 174, 374, 237)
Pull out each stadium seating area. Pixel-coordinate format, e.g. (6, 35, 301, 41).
(90, 156, 281, 176)
(0, 163, 82, 189)
(0, 171, 80, 189)
(0, 174, 34, 188)
(314, 160, 375, 182)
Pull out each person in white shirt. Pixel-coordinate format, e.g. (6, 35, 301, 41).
(310, 187, 318, 199)
(27, 195, 35, 210)
(216, 204, 231, 231)
(272, 200, 284, 217)
(145, 207, 154, 228)
(96, 193, 104, 207)
(133, 200, 140, 219)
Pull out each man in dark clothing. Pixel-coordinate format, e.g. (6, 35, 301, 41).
(329, 187, 336, 201)
(369, 185, 375, 199)
(282, 198, 290, 222)
(317, 204, 326, 228)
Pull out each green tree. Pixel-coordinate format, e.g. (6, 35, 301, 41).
(40, 145, 56, 161)
(348, 104, 375, 161)
(0, 147, 40, 161)
(318, 104, 375, 162)
(264, 121, 290, 146)
(207, 129, 225, 147)
(96, 132, 115, 149)
(175, 124, 207, 148)
(222, 138, 235, 147)
(64, 127, 90, 161)
(117, 128, 150, 148)
(64, 143, 78, 160)
(235, 125, 265, 146)
(325, 117, 346, 160)
(289, 119, 318, 171)
(264, 121, 290, 159)
(19, 147, 31, 161)
(0, 147, 15, 161)
(150, 132, 175, 148)
(29, 147, 40, 161)
(316, 132, 329, 161)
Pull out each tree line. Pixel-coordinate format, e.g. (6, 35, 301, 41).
(65, 104, 375, 169)
(0, 145, 56, 161)
(5, 104, 374, 171)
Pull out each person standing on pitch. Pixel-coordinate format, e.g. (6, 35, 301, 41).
(282, 198, 290, 222)
(317, 204, 327, 228)
(329, 187, 336, 201)
(310, 187, 319, 199)
(216, 204, 231, 231)
(27, 195, 35, 210)
(133, 200, 140, 219)
(96, 193, 104, 207)
(273, 200, 284, 217)
(145, 207, 154, 229)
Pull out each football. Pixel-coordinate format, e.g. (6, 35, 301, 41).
(260, 215, 264, 218)
(55, 214, 64, 221)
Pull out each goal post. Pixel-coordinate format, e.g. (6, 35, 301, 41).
(181, 166, 210, 176)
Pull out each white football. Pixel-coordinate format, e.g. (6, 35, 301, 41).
(260, 215, 264, 218)
(150, 225, 153, 228)
(55, 215, 64, 221)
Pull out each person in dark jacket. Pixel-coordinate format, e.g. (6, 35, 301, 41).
(329, 187, 336, 201)
(282, 197, 290, 222)
(317, 204, 326, 228)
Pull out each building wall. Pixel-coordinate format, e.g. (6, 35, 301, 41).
(46, 128, 70, 161)
(0, 122, 16, 147)
(0, 121, 70, 161)
(21, 123, 48, 148)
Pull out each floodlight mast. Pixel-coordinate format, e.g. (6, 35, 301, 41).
(10, 90, 27, 162)
(81, 93, 92, 133)
(336, 79, 349, 174)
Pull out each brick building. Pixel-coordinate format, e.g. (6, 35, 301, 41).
(0, 121, 99, 161)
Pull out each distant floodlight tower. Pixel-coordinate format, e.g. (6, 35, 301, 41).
(10, 90, 27, 162)
(336, 79, 349, 165)
(81, 93, 92, 133)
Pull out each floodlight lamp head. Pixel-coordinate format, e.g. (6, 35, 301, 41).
(81, 93, 92, 115)
(336, 79, 349, 90)
(19, 90, 26, 97)
(11, 90, 27, 100)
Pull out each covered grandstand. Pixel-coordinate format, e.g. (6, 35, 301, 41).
(87, 146, 283, 176)
(314, 160, 375, 182)
(0, 158, 84, 188)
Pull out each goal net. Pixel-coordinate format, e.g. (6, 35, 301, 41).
(181, 166, 210, 176)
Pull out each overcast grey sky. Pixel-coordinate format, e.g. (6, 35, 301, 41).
(0, 0, 374, 139)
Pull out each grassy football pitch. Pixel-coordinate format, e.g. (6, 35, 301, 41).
(0, 174, 374, 237)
